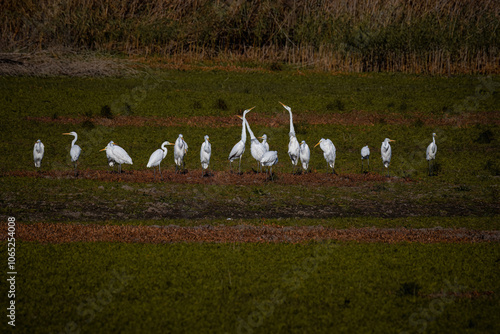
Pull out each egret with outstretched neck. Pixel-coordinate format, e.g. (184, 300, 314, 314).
(280, 102, 300, 173)
(237, 113, 267, 172)
(63, 132, 82, 176)
(147, 141, 174, 180)
(228, 107, 254, 173)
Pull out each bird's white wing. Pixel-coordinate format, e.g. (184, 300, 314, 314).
(261, 151, 278, 166)
(361, 146, 370, 158)
(113, 146, 133, 164)
(70, 145, 81, 162)
(288, 136, 300, 164)
(147, 149, 164, 167)
(426, 142, 437, 160)
(229, 140, 245, 161)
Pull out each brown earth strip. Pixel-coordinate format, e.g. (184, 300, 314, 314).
(1, 223, 498, 244)
(25, 110, 500, 128)
(3, 169, 411, 186)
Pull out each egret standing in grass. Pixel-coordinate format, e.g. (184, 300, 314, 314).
(63, 132, 82, 176)
(280, 102, 300, 173)
(174, 134, 188, 173)
(237, 113, 267, 172)
(147, 141, 174, 180)
(426, 133, 437, 176)
(381, 138, 395, 177)
(33, 139, 44, 169)
(315, 138, 336, 174)
(100, 142, 133, 173)
(228, 107, 254, 173)
(361, 145, 370, 172)
(299, 140, 310, 173)
(200, 135, 212, 177)
(260, 150, 278, 180)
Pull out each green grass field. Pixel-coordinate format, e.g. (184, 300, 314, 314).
(1, 69, 499, 333)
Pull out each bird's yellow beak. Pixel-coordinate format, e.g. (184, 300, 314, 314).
(62, 133, 70, 135)
(314, 141, 321, 148)
(279, 101, 286, 107)
(167, 142, 174, 145)
(390, 139, 396, 142)
(99, 148, 106, 151)
(258, 136, 263, 139)
(236, 115, 243, 120)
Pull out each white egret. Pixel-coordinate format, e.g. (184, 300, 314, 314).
(100, 142, 133, 173)
(381, 138, 395, 177)
(259, 134, 270, 152)
(147, 141, 174, 180)
(33, 139, 44, 168)
(228, 107, 254, 173)
(314, 138, 336, 174)
(237, 113, 267, 172)
(280, 102, 300, 173)
(361, 145, 370, 172)
(200, 135, 212, 176)
(260, 150, 278, 180)
(63, 132, 82, 176)
(426, 133, 437, 176)
(174, 134, 188, 173)
(299, 140, 310, 173)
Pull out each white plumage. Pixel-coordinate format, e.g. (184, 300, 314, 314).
(280, 102, 300, 172)
(100, 142, 133, 173)
(147, 141, 173, 179)
(299, 140, 310, 171)
(174, 134, 188, 172)
(33, 139, 44, 168)
(381, 138, 395, 176)
(426, 133, 437, 176)
(260, 150, 278, 179)
(259, 134, 270, 152)
(200, 135, 211, 173)
(228, 107, 254, 173)
(361, 145, 370, 172)
(239, 113, 267, 171)
(315, 138, 336, 174)
(63, 132, 82, 175)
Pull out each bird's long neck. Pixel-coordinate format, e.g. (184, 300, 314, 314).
(71, 134, 78, 147)
(161, 142, 168, 152)
(432, 136, 436, 145)
(244, 119, 256, 140)
(288, 109, 295, 137)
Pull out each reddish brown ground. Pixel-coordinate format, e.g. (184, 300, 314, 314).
(3, 169, 410, 186)
(26, 109, 500, 128)
(1, 223, 498, 244)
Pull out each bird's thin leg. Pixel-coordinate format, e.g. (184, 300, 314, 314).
(428, 160, 431, 176)
(361, 160, 364, 173)
(238, 156, 242, 174)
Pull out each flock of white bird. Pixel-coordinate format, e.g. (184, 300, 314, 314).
(32, 103, 438, 179)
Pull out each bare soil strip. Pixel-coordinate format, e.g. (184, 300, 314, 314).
(26, 110, 500, 128)
(2, 223, 498, 244)
(3, 169, 410, 186)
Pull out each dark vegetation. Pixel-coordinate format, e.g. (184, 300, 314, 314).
(1, 0, 498, 74)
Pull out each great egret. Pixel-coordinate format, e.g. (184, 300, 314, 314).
(259, 134, 270, 152)
(280, 102, 300, 173)
(100, 142, 133, 173)
(314, 138, 336, 174)
(147, 141, 174, 180)
(228, 107, 254, 173)
(361, 145, 370, 172)
(260, 150, 278, 180)
(200, 135, 212, 176)
(381, 138, 395, 177)
(426, 133, 437, 176)
(237, 113, 267, 172)
(63, 132, 82, 176)
(299, 140, 310, 172)
(174, 134, 188, 173)
(33, 139, 44, 168)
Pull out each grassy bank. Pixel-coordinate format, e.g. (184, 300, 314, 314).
(1, 242, 497, 333)
(1, 0, 498, 74)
